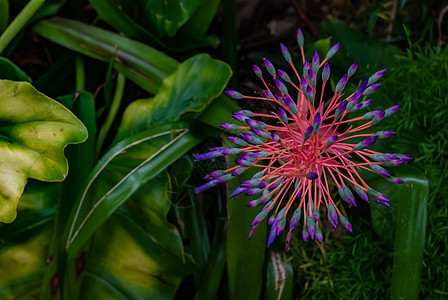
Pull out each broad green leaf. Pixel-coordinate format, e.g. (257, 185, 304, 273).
(115, 54, 232, 140)
(65, 122, 203, 256)
(33, 17, 179, 93)
(391, 168, 428, 300)
(0, 80, 87, 223)
(0, 0, 8, 34)
(81, 172, 191, 299)
(0, 57, 30, 81)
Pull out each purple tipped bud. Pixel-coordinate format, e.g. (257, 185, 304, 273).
(257, 121, 268, 130)
(253, 65, 262, 78)
(268, 213, 276, 226)
(194, 174, 233, 193)
(271, 132, 281, 142)
(241, 179, 261, 188)
(315, 227, 323, 244)
(326, 43, 340, 59)
(308, 69, 316, 87)
(245, 188, 262, 196)
(303, 61, 310, 79)
(275, 78, 288, 95)
(361, 99, 372, 109)
(231, 167, 247, 176)
(220, 123, 240, 131)
(239, 132, 263, 145)
(328, 204, 338, 224)
(246, 118, 260, 129)
(252, 210, 268, 226)
(302, 225, 309, 242)
(312, 51, 320, 73)
(371, 110, 385, 125)
(251, 128, 271, 139)
(363, 110, 382, 120)
(384, 104, 401, 117)
(304, 126, 313, 142)
(230, 186, 249, 199)
(381, 202, 392, 209)
(338, 187, 356, 206)
(276, 218, 287, 235)
(356, 79, 369, 94)
(233, 110, 254, 117)
(284, 96, 299, 115)
(277, 107, 288, 124)
(247, 199, 262, 207)
(348, 62, 358, 77)
(289, 208, 302, 231)
(367, 189, 389, 202)
(354, 135, 378, 150)
(278, 69, 292, 83)
(368, 69, 386, 85)
(322, 62, 330, 82)
(364, 83, 382, 95)
(248, 224, 259, 240)
(339, 215, 352, 233)
(306, 172, 318, 180)
(261, 90, 273, 98)
(335, 100, 347, 119)
(263, 58, 276, 76)
(313, 113, 321, 133)
(383, 159, 404, 167)
(297, 28, 304, 47)
(280, 43, 292, 63)
(371, 153, 392, 162)
(267, 226, 278, 248)
(225, 90, 244, 99)
(306, 86, 314, 103)
(354, 186, 369, 202)
(386, 176, 404, 184)
(396, 154, 413, 161)
(376, 131, 396, 139)
(326, 135, 338, 148)
(335, 74, 348, 94)
(372, 164, 390, 177)
(227, 136, 248, 147)
(312, 206, 320, 222)
(204, 170, 225, 180)
(307, 217, 316, 239)
(300, 77, 308, 93)
(285, 231, 292, 252)
(232, 114, 248, 123)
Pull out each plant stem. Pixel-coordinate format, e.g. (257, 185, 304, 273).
(75, 55, 85, 91)
(0, 0, 45, 55)
(96, 72, 125, 157)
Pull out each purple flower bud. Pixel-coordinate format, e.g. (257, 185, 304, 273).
(257, 121, 268, 130)
(263, 58, 275, 77)
(372, 164, 390, 177)
(278, 69, 291, 83)
(367, 189, 389, 202)
(376, 131, 396, 139)
(285, 231, 292, 252)
(233, 110, 254, 117)
(303, 61, 310, 79)
(253, 65, 262, 78)
(339, 215, 352, 233)
(231, 167, 247, 176)
(312, 51, 320, 73)
(300, 77, 308, 93)
(363, 110, 382, 120)
(261, 90, 273, 98)
(328, 204, 338, 224)
(194, 174, 233, 193)
(348, 62, 358, 77)
(284, 96, 299, 115)
(248, 224, 259, 240)
(232, 114, 248, 123)
(247, 199, 262, 207)
(230, 186, 249, 199)
(306, 172, 318, 180)
(245, 188, 262, 196)
(322, 62, 330, 82)
(225, 90, 244, 99)
(307, 217, 316, 239)
(335, 100, 347, 119)
(297, 28, 304, 47)
(228, 136, 248, 147)
(239, 132, 263, 145)
(326, 135, 338, 148)
(304, 126, 313, 142)
(306, 86, 314, 103)
(335, 74, 348, 94)
(271, 132, 280, 142)
(276, 218, 287, 235)
(289, 208, 302, 231)
(386, 176, 404, 184)
(338, 187, 356, 206)
(252, 210, 268, 226)
(354, 186, 369, 202)
(251, 128, 271, 139)
(356, 79, 369, 94)
(312, 206, 320, 222)
(275, 78, 288, 95)
(354, 135, 378, 150)
(308, 69, 316, 87)
(267, 226, 278, 248)
(268, 213, 276, 226)
(396, 154, 413, 161)
(361, 99, 372, 109)
(364, 83, 382, 95)
(280, 43, 292, 63)
(371, 110, 385, 125)
(383, 159, 404, 167)
(315, 227, 323, 244)
(220, 123, 240, 131)
(302, 225, 309, 242)
(368, 69, 386, 85)
(241, 178, 261, 188)
(204, 170, 225, 180)
(384, 104, 401, 117)
(313, 113, 321, 133)
(277, 107, 288, 124)
(326, 43, 340, 59)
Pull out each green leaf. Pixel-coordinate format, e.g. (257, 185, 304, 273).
(65, 122, 203, 256)
(0, 56, 31, 81)
(0, 80, 87, 223)
(0, 0, 8, 34)
(33, 17, 179, 93)
(81, 172, 191, 299)
(391, 168, 428, 300)
(115, 54, 232, 140)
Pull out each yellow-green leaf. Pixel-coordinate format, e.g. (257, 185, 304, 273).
(0, 80, 87, 223)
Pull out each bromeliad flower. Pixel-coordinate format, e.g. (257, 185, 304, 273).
(194, 29, 411, 251)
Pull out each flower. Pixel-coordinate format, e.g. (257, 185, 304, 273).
(194, 29, 411, 251)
